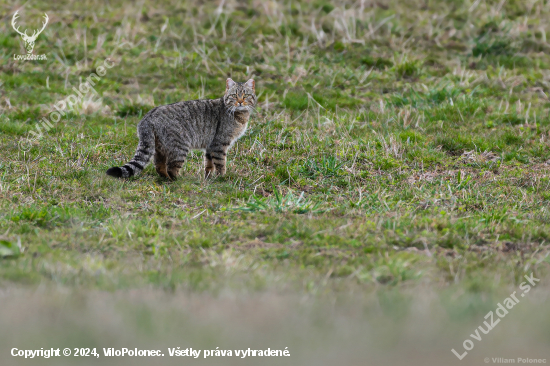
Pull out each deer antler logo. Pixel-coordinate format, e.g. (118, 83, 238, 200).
(12, 11, 49, 54)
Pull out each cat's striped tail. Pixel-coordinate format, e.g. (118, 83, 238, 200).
(106, 120, 155, 178)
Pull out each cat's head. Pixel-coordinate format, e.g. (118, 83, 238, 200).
(224, 78, 256, 112)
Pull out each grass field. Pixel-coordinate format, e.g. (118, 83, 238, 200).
(1, 0, 550, 364)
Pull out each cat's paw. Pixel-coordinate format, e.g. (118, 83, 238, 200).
(167, 171, 179, 180)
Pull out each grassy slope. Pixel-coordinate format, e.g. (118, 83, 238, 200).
(1, 0, 550, 296)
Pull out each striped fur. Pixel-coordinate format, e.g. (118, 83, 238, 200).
(106, 78, 256, 179)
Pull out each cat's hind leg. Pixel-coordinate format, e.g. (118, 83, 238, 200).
(154, 143, 169, 178)
(206, 145, 228, 176)
(166, 145, 189, 180)
(204, 152, 215, 178)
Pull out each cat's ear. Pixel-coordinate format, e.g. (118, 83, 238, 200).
(226, 78, 236, 90)
(244, 79, 255, 91)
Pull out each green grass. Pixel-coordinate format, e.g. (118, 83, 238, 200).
(1, 0, 549, 289)
(1, 0, 550, 362)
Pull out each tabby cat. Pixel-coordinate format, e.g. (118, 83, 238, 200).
(106, 78, 256, 179)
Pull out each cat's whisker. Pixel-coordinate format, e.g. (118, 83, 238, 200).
(227, 106, 235, 119)
(226, 105, 237, 118)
